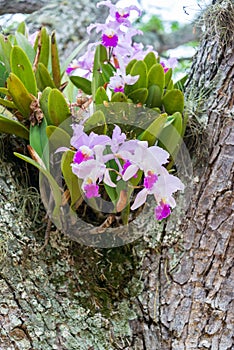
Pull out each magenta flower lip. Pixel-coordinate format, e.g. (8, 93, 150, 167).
(155, 202, 171, 221)
(102, 33, 118, 47)
(84, 183, 100, 198)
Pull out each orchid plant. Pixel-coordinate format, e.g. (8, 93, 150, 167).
(0, 0, 186, 231)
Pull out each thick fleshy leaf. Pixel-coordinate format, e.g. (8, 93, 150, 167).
(7, 72, 34, 118)
(93, 44, 107, 72)
(100, 62, 115, 82)
(167, 80, 174, 90)
(0, 62, 8, 88)
(145, 84, 162, 108)
(111, 92, 128, 102)
(92, 44, 107, 93)
(30, 118, 49, 168)
(158, 111, 183, 163)
(95, 86, 109, 105)
(69, 76, 92, 95)
(36, 63, 56, 91)
(125, 59, 137, 75)
(162, 89, 184, 114)
(15, 32, 35, 65)
(51, 31, 61, 88)
(164, 68, 173, 88)
(125, 60, 148, 94)
(138, 113, 167, 146)
(128, 88, 148, 104)
(0, 97, 16, 109)
(0, 34, 12, 74)
(144, 52, 157, 71)
(0, 114, 29, 139)
(0, 88, 9, 95)
(39, 86, 52, 124)
(46, 125, 71, 151)
(61, 150, 82, 208)
(148, 63, 165, 91)
(16, 22, 27, 35)
(10, 46, 37, 96)
(84, 109, 107, 135)
(40, 27, 50, 68)
(48, 88, 71, 126)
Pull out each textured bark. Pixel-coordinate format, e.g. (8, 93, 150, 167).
(130, 1, 234, 348)
(0, 1, 234, 350)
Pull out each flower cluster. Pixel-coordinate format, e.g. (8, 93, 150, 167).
(66, 0, 162, 91)
(67, 124, 184, 221)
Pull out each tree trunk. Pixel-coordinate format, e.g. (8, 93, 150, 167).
(130, 1, 234, 348)
(0, 1, 233, 350)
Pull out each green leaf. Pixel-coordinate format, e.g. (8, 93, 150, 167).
(0, 97, 16, 109)
(84, 109, 107, 135)
(111, 92, 128, 102)
(36, 62, 56, 91)
(39, 87, 52, 124)
(7, 72, 34, 118)
(125, 60, 148, 95)
(164, 68, 173, 88)
(162, 89, 184, 114)
(95, 86, 109, 105)
(0, 88, 9, 95)
(138, 113, 167, 146)
(167, 80, 174, 90)
(51, 31, 61, 88)
(104, 183, 117, 205)
(92, 44, 108, 93)
(61, 150, 82, 208)
(48, 88, 71, 126)
(10, 46, 37, 96)
(61, 39, 88, 75)
(46, 125, 71, 151)
(0, 62, 8, 88)
(14, 152, 62, 222)
(100, 62, 115, 82)
(93, 44, 108, 72)
(145, 84, 162, 108)
(30, 118, 49, 168)
(0, 34, 12, 74)
(0, 114, 29, 139)
(158, 111, 183, 162)
(128, 88, 148, 104)
(125, 59, 137, 75)
(16, 22, 27, 35)
(15, 32, 35, 65)
(148, 63, 165, 91)
(143, 52, 157, 71)
(69, 75, 92, 95)
(38, 27, 50, 68)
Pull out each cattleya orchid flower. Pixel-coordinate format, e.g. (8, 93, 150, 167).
(67, 124, 184, 220)
(66, 43, 96, 78)
(108, 56, 139, 93)
(102, 28, 119, 47)
(161, 57, 178, 73)
(97, 0, 142, 26)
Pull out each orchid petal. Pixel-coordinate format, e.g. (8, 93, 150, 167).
(122, 164, 139, 181)
(104, 170, 116, 187)
(131, 188, 148, 211)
